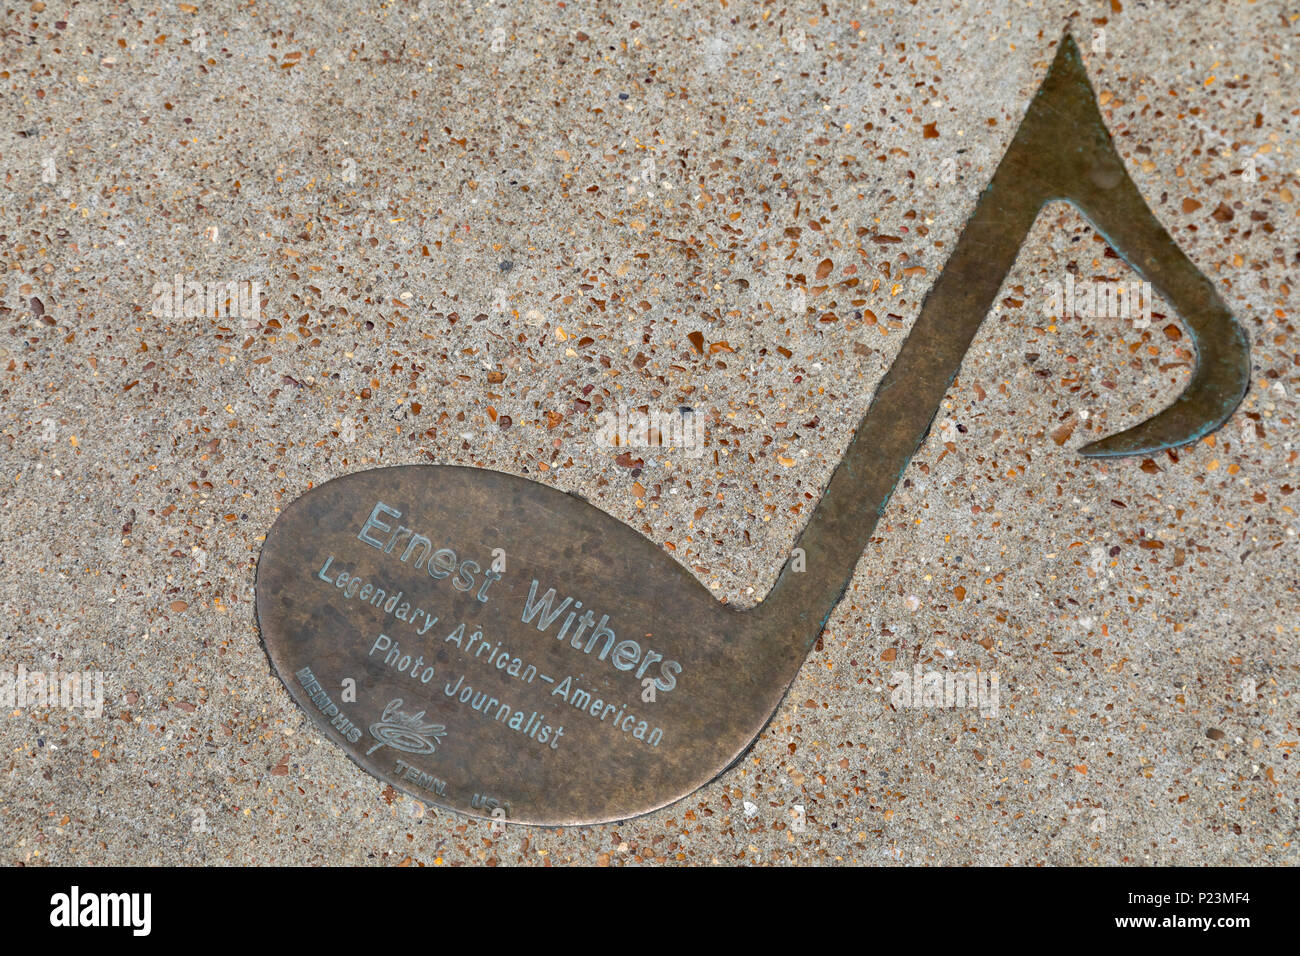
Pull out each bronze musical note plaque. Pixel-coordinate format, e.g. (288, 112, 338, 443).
(255, 35, 1249, 826)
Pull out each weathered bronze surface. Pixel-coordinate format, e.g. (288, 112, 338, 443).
(256, 35, 1249, 825)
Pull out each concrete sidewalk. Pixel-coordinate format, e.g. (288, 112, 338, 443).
(0, 0, 1295, 865)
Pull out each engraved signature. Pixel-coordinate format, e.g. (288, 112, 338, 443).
(366, 698, 447, 757)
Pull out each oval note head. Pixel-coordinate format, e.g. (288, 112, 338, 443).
(257, 465, 801, 826)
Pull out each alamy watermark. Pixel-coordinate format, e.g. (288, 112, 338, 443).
(149, 274, 262, 321)
(49, 886, 150, 936)
(1043, 276, 1152, 328)
(1, 664, 104, 718)
(891, 666, 999, 718)
(593, 405, 706, 458)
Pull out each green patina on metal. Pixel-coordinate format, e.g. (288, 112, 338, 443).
(256, 35, 1250, 825)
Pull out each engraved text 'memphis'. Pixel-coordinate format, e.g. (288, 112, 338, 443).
(357, 501, 502, 600)
(521, 580, 682, 693)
